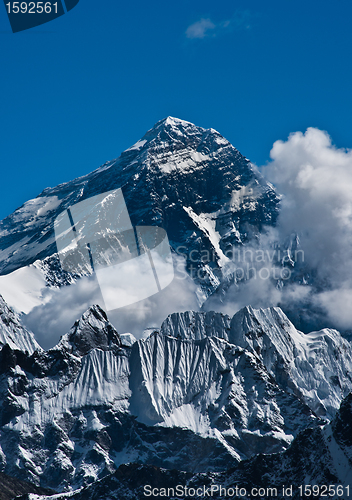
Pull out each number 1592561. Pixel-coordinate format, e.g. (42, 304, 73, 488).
(5, 2, 58, 14)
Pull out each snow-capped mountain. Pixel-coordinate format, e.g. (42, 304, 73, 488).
(0, 295, 351, 492)
(0, 117, 279, 315)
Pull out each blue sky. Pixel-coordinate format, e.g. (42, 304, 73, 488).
(1, 0, 352, 221)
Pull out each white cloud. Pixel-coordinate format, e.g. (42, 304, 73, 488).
(204, 127, 352, 333)
(262, 127, 352, 330)
(203, 229, 312, 320)
(186, 18, 216, 39)
(185, 12, 250, 40)
(22, 275, 104, 349)
(22, 256, 199, 349)
(314, 288, 352, 330)
(107, 267, 199, 339)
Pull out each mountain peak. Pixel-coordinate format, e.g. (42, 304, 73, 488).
(140, 115, 205, 144)
(159, 116, 194, 128)
(135, 115, 231, 155)
(120, 116, 206, 156)
(57, 304, 121, 356)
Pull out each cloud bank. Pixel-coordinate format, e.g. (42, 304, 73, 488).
(264, 128, 352, 330)
(22, 257, 198, 349)
(205, 127, 352, 333)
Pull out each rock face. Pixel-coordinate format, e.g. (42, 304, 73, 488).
(0, 297, 351, 492)
(0, 117, 279, 303)
(0, 471, 53, 500)
(57, 305, 121, 356)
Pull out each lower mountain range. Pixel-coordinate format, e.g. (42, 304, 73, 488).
(0, 294, 351, 499)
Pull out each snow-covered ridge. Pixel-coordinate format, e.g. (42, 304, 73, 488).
(129, 330, 315, 456)
(161, 306, 352, 419)
(160, 310, 231, 341)
(37, 394, 352, 500)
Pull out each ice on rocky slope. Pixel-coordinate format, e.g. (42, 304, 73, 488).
(21, 396, 352, 500)
(183, 206, 230, 267)
(56, 349, 130, 410)
(230, 306, 352, 418)
(160, 310, 231, 341)
(11, 348, 130, 434)
(125, 139, 147, 152)
(13, 196, 61, 223)
(128, 324, 316, 461)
